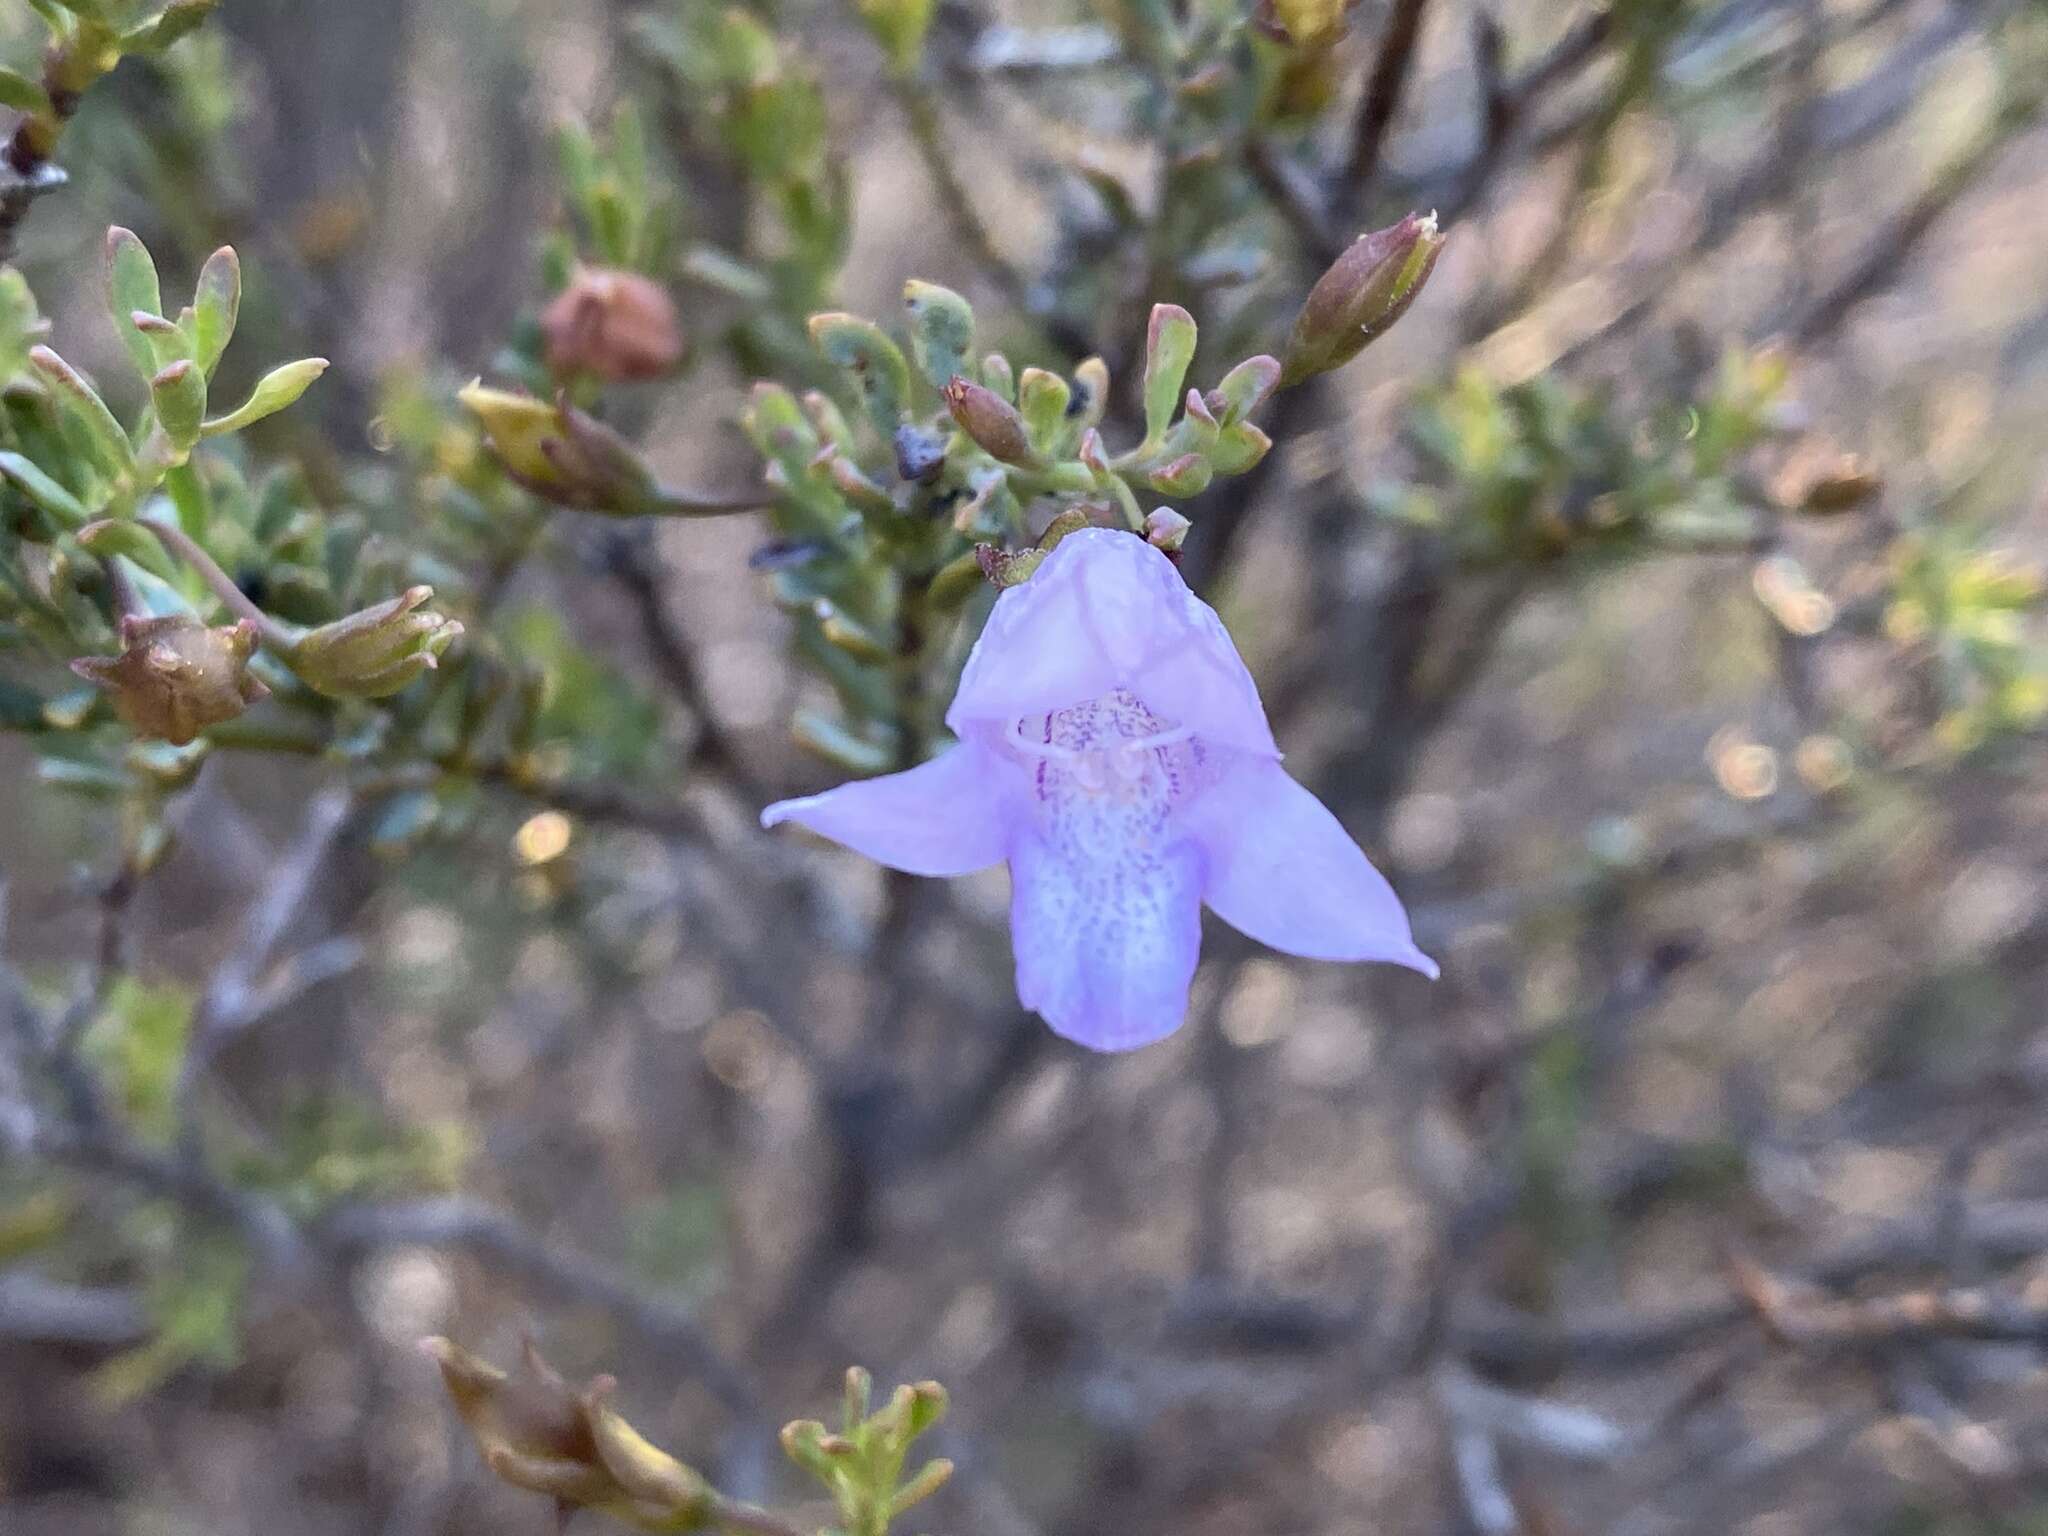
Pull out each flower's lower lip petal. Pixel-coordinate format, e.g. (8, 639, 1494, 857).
(1007, 827, 1203, 1051)
(760, 741, 1013, 876)
(1180, 755, 1435, 974)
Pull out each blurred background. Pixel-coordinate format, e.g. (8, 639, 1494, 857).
(4, 0, 2048, 1533)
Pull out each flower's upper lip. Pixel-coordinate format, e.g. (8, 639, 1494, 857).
(945, 528, 1280, 757)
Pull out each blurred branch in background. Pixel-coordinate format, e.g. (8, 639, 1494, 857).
(0, 0, 2046, 1533)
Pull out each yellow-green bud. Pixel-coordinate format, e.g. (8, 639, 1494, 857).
(287, 586, 461, 698)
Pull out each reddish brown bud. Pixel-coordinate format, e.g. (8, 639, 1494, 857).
(1282, 212, 1444, 386)
(942, 375, 1037, 465)
(540, 266, 685, 383)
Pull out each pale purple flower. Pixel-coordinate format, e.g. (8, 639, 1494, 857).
(762, 527, 1438, 1051)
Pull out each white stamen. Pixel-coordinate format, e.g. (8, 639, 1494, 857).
(1009, 717, 1079, 761)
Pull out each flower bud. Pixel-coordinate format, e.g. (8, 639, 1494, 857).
(540, 266, 685, 383)
(420, 1338, 713, 1525)
(1281, 212, 1445, 386)
(543, 403, 666, 513)
(942, 376, 1037, 466)
(1144, 508, 1191, 553)
(287, 586, 462, 698)
(71, 615, 268, 746)
(460, 382, 567, 488)
(460, 384, 672, 513)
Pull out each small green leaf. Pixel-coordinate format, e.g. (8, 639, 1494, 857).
(0, 68, 53, 116)
(857, 0, 936, 74)
(1141, 304, 1197, 445)
(132, 309, 191, 369)
(29, 347, 135, 479)
(1072, 355, 1110, 431)
(801, 389, 857, 453)
(1146, 451, 1212, 497)
(926, 548, 986, 612)
(1159, 388, 1219, 459)
(792, 708, 896, 773)
(151, 360, 207, 450)
(200, 358, 328, 437)
(807, 313, 910, 440)
(816, 601, 893, 663)
(1016, 367, 1072, 455)
(106, 227, 165, 381)
(1208, 421, 1272, 476)
(80, 975, 195, 1142)
(902, 280, 974, 394)
(739, 382, 822, 489)
(1208, 354, 1281, 427)
(0, 450, 89, 525)
(555, 120, 600, 209)
(164, 462, 209, 540)
(37, 756, 134, 797)
(122, 0, 216, 54)
(191, 246, 240, 377)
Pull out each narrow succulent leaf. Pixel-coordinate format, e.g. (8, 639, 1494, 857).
(903, 280, 975, 394)
(1017, 367, 1072, 455)
(200, 358, 328, 437)
(1141, 304, 1197, 445)
(106, 228, 165, 380)
(1208, 354, 1281, 427)
(124, 0, 216, 53)
(1146, 451, 1213, 497)
(0, 451, 88, 525)
(792, 709, 896, 773)
(150, 360, 206, 450)
(28, 347, 135, 478)
(808, 312, 911, 439)
(191, 247, 240, 377)
(1208, 421, 1272, 476)
(132, 309, 193, 370)
(0, 68, 53, 116)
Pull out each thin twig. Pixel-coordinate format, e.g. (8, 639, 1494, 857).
(1787, 88, 2048, 343)
(598, 527, 761, 798)
(320, 1195, 763, 1417)
(176, 791, 357, 1158)
(1343, 0, 1434, 201)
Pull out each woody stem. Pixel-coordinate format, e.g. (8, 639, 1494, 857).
(77, 519, 298, 651)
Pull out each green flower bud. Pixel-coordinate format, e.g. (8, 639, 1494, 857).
(1281, 212, 1445, 386)
(287, 586, 462, 698)
(71, 615, 267, 746)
